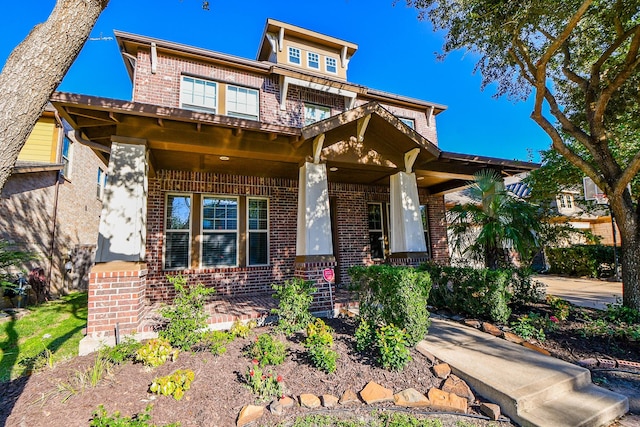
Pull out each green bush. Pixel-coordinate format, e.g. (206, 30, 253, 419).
(249, 333, 287, 366)
(349, 265, 431, 346)
(354, 318, 375, 352)
(375, 324, 412, 371)
(90, 404, 179, 427)
(546, 245, 619, 278)
(159, 275, 216, 351)
(304, 318, 338, 373)
(422, 264, 512, 323)
(197, 330, 233, 355)
(510, 268, 546, 306)
(99, 336, 142, 365)
(229, 319, 257, 339)
(135, 338, 178, 368)
(149, 369, 195, 401)
(271, 278, 316, 336)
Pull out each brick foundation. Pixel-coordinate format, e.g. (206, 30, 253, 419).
(86, 264, 148, 337)
(294, 259, 338, 313)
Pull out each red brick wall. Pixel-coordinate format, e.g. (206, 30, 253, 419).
(144, 171, 451, 303)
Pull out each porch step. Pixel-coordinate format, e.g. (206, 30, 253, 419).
(418, 318, 628, 427)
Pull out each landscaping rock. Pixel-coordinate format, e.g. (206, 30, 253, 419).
(321, 394, 339, 407)
(502, 331, 524, 344)
(393, 388, 430, 407)
(464, 319, 482, 329)
(359, 381, 393, 404)
(415, 342, 436, 364)
(299, 393, 321, 409)
(577, 358, 599, 368)
(269, 396, 295, 416)
(480, 402, 501, 420)
(522, 341, 551, 356)
(442, 374, 475, 403)
(279, 395, 296, 408)
(432, 362, 451, 379)
(237, 404, 264, 426)
(339, 389, 360, 405)
(427, 388, 468, 413)
(482, 322, 502, 337)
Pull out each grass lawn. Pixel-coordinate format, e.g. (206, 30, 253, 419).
(0, 292, 87, 382)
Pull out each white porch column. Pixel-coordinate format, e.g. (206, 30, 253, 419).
(390, 171, 427, 254)
(95, 138, 148, 263)
(296, 161, 333, 257)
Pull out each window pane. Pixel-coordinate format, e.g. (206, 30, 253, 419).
(368, 204, 382, 230)
(369, 231, 384, 259)
(308, 52, 319, 69)
(167, 195, 191, 230)
(289, 47, 301, 64)
(249, 232, 268, 265)
(400, 118, 415, 129)
(181, 76, 216, 113)
(202, 233, 237, 266)
(227, 86, 259, 120)
(203, 197, 237, 230)
(326, 57, 337, 73)
(248, 199, 268, 230)
(165, 232, 189, 269)
(304, 104, 331, 126)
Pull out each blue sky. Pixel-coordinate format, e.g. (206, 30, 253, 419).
(1, 0, 551, 162)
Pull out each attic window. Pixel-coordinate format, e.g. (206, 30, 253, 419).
(307, 52, 319, 69)
(325, 57, 337, 74)
(288, 46, 301, 65)
(399, 118, 415, 129)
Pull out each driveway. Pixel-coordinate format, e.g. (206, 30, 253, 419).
(535, 275, 623, 310)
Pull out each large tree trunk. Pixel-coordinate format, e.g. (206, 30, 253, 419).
(611, 197, 640, 310)
(0, 0, 109, 192)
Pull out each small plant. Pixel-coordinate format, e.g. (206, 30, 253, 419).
(90, 404, 180, 427)
(230, 319, 257, 339)
(271, 278, 316, 336)
(197, 330, 233, 355)
(88, 354, 113, 387)
(149, 369, 195, 401)
(546, 295, 571, 321)
(244, 360, 284, 401)
(304, 318, 338, 373)
(135, 338, 179, 368)
(511, 312, 547, 342)
(248, 333, 287, 366)
(159, 275, 215, 351)
(99, 336, 142, 364)
(354, 318, 375, 353)
(604, 301, 640, 325)
(375, 324, 412, 371)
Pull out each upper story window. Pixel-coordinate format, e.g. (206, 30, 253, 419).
(226, 85, 259, 120)
(96, 168, 107, 200)
(399, 118, 415, 129)
(304, 103, 331, 126)
(61, 136, 71, 177)
(165, 194, 192, 270)
(180, 76, 217, 113)
(307, 52, 320, 70)
(557, 193, 575, 211)
(325, 57, 337, 74)
(288, 46, 301, 65)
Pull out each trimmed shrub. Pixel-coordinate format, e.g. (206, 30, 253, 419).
(248, 333, 287, 367)
(271, 278, 316, 336)
(349, 265, 431, 346)
(304, 318, 338, 373)
(546, 245, 618, 278)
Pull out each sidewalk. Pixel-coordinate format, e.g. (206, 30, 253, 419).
(535, 275, 622, 310)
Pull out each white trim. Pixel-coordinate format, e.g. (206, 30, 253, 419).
(247, 197, 270, 266)
(200, 195, 239, 268)
(163, 193, 192, 271)
(325, 56, 338, 74)
(180, 75, 217, 113)
(225, 84, 259, 120)
(307, 51, 320, 70)
(368, 202, 385, 260)
(287, 46, 301, 66)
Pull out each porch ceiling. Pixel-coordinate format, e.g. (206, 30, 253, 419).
(51, 93, 537, 194)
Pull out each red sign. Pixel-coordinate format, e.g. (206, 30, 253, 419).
(322, 268, 335, 283)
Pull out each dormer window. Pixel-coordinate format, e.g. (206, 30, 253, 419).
(307, 52, 319, 70)
(180, 76, 217, 113)
(325, 57, 337, 74)
(288, 46, 301, 65)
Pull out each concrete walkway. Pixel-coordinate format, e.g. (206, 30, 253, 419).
(535, 275, 622, 310)
(419, 317, 629, 427)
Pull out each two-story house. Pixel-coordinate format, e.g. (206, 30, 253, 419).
(51, 19, 536, 349)
(0, 104, 107, 304)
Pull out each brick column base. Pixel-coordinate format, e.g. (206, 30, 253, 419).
(294, 259, 337, 315)
(388, 254, 428, 267)
(86, 263, 148, 338)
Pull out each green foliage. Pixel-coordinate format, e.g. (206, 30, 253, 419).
(271, 278, 316, 336)
(90, 404, 179, 427)
(546, 245, 619, 278)
(149, 369, 195, 401)
(0, 240, 35, 290)
(510, 268, 547, 307)
(99, 336, 141, 365)
(196, 330, 233, 355)
(248, 333, 287, 367)
(349, 265, 431, 346)
(354, 318, 375, 352)
(423, 264, 512, 323)
(510, 312, 558, 342)
(244, 360, 284, 401)
(375, 324, 412, 371)
(88, 353, 112, 387)
(159, 275, 215, 351)
(604, 301, 640, 325)
(546, 295, 571, 321)
(304, 318, 338, 373)
(284, 412, 443, 427)
(229, 319, 257, 339)
(135, 338, 178, 368)
(579, 302, 640, 341)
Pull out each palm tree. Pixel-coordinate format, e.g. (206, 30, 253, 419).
(448, 169, 540, 269)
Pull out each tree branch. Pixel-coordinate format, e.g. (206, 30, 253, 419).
(561, 43, 588, 87)
(615, 150, 640, 197)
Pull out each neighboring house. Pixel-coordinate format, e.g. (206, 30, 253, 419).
(0, 105, 107, 303)
(50, 19, 536, 345)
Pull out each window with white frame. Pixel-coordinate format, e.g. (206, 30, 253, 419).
(96, 168, 107, 200)
(399, 118, 415, 129)
(61, 136, 71, 177)
(165, 194, 192, 270)
(325, 57, 337, 74)
(368, 203, 385, 259)
(304, 103, 331, 126)
(180, 76, 217, 113)
(420, 205, 431, 258)
(226, 85, 259, 120)
(307, 52, 320, 70)
(557, 193, 575, 211)
(288, 46, 301, 65)
(248, 198, 269, 265)
(201, 196, 238, 267)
